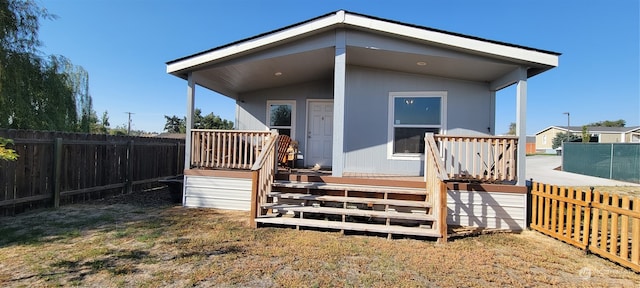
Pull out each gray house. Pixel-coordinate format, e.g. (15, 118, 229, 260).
(166, 10, 559, 240)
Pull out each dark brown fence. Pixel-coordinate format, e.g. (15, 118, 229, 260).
(0, 129, 185, 215)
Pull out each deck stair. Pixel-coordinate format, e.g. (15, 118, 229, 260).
(254, 180, 442, 239)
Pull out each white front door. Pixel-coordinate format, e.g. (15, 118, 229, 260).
(306, 101, 333, 167)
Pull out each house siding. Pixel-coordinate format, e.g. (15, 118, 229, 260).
(599, 133, 622, 143)
(535, 127, 563, 151)
(343, 66, 494, 175)
(447, 189, 526, 230)
(183, 175, 253, 210)
(236, 79, 333, 166)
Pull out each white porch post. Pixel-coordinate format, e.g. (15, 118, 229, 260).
(515, 68, 527, 185)
(184, 72, 196, 171)
(332, 28, 346, 177)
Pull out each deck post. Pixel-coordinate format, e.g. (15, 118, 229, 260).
(331, 23, 346, 177)
(515, 68, 527, 185)
(184, 72, 195, 171)
(250, 170, 259, 228)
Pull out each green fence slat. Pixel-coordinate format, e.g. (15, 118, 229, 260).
(564, 143, 640, 183)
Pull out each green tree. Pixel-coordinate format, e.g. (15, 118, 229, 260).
(587, 119, 626, 127)
(198, 111, 233, 130)
(95, 110, 110, 134)
(507, 122, 516, 135)
(0, 0, 94, 132)
(164, 108, 233, 132)
(164, 115, 185, 133)
(581, 125, 591, 143)
(0, 137, 18, 161)
(551, 132, 581, 149)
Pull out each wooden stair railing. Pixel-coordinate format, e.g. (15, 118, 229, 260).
(424, 132, 449, 242)
(250, 132, 278, 227)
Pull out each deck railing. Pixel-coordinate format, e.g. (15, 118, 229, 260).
(190, 129, 272, 169)
(435, 135, 517, 183)
(424, 133, 449, 242)
(250, 132, 278, 227)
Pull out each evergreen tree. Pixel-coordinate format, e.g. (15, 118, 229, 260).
(164, 108, 233, 132)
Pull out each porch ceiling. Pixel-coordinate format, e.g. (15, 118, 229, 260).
(193, 48, 335, 97)
(191, 45, 526, 98)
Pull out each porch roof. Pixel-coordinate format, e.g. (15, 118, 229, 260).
(166, 10, 560, 97)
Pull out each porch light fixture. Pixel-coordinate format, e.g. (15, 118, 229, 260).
(274, 72, 283, 76)
(416, 61, 427, 66)
(405, 99, 414, 105)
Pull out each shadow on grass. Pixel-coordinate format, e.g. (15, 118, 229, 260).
(0, 204, 207, 249)
(9, 249, 150, 283)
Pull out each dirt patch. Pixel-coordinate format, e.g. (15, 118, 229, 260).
(1, 190, 638, 287)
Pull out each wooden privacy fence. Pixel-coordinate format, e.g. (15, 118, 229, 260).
(191, 129, 272, 170)
(0, 129, 185, 215)
(530, 182, 640, 272)
(435, 135, 517, 183)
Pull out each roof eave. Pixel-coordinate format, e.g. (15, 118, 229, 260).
(167, 10, 560, 76)
(166, 11, 344, 75)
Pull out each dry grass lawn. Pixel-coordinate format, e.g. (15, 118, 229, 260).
(573, 186, 640, 198)
(1, 189, 639, 287)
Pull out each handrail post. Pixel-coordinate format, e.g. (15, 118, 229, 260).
(250, 170, 259, 228)
(439, 180, 448, 243)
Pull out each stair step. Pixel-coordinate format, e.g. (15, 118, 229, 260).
(255, 217, 442, 238)
(256, 213, 280, 218)
(266, 204, 435, 221)
(268, 192, 431, 208)
(273, 181, 427, 195)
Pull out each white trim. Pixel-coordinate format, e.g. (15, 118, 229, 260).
(305, 99, 334, 167)
(266, 100, 296, 140)
(387, 91, 447, 160)
(167, 14, 341, 74)
(167, 11, 559, 75)
(343, 13, 558, 67)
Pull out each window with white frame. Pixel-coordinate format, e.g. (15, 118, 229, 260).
(389, 92, 445, 157)
(267, 101, 295, 139)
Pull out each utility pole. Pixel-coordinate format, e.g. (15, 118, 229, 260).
(125, 112, 134, 135)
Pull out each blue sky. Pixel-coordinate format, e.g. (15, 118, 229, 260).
(38, 0, 639, 134)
